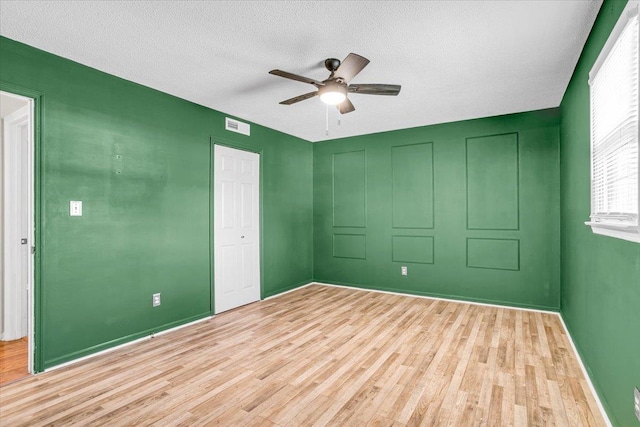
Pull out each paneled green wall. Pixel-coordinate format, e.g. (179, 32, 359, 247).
(0, 36, 313, 370)
(560, 1, 640, 425)
(314, 110, 561, 310)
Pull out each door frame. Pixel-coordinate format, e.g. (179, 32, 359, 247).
(2, 102, 31, 344)
(210, 138, 264, 314)
(1, 83, 43, 373)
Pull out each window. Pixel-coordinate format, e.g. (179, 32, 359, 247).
(587, 0, 640, 243)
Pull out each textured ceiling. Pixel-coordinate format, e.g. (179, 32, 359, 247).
(0, 1, 602, 142)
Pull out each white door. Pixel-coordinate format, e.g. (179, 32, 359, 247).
(214, 144, 260, 313)
(2, 98, 33, 345)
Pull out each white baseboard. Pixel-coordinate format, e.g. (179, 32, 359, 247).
(263, 282, 314, 300)
(312, 281, 558, 314)
(44, 315, 213, 373)
(557, 314, 612, 426)
(46, 282, 318, 373)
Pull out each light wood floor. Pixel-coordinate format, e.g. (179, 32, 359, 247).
(0, 285, 606, 426)
(0, 337, 29, 386)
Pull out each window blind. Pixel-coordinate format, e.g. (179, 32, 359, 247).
(589, 13, 639, 225)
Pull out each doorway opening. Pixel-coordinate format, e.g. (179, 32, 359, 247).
(0, 90, 35, 384)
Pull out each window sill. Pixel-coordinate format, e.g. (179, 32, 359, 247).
(585, 222, 640, 243)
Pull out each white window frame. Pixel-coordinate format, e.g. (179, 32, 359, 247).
(586, 0, 640, 244)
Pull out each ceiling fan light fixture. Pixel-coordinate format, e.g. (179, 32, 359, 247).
(319, 83, 347, 105)
(270, 53, 400, 112)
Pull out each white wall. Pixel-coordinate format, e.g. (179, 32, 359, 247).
(0, 116, 3, 337)
(0, 93, 30, 339)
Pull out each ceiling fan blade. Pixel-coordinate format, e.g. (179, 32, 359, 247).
(348, 84, 401, 96)
(337, 98, 355, 114)
(334, 53, 370, 83)
(269, 69, 324, 86)
(279, 91, 318, 105)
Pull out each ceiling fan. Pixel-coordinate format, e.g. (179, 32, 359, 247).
(269, 53, 401, 114)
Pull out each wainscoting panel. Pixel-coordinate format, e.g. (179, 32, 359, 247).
(466, 133, 519, 230)
(392, 235, 434, 264)
(467, 238, 520, 271)
(392, 142, 434, 229)
(332, 150, 366, 228)
(333, 233, 367, 260)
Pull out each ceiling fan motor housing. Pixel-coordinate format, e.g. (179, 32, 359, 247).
(324, 58, 341, 72)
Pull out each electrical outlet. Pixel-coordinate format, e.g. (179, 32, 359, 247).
(401, 266, 408, 276)
(634, 387, 640, 422)
(152, 293, 161, 307)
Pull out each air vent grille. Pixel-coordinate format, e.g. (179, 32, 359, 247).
(225, 117, 250, 136)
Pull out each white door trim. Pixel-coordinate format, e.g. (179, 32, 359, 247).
(213, 144, 261, 314)
(1, 90, 35, 374)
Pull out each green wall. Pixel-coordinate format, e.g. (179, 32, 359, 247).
(0, 37, 313, 370)
(560, 0, 640, 425)
(313, 110, 561, 310)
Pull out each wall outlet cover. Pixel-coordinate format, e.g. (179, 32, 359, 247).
(401, 266, 408, 276)
(70, 200, 82, 216)
(152, 293, 161, 307)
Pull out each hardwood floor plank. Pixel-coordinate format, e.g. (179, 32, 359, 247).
(402, 305, 472, 425)
(0, 337, 29, 386)
(0, 285, 607, 426)
(547, 378, 570, 427)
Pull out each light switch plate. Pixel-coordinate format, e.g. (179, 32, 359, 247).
(70, 200, 82, 216)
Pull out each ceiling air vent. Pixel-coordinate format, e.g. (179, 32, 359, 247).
(225, 117, 250, 136)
